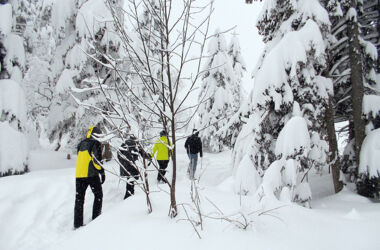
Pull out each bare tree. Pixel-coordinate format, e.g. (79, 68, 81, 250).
(78, 0, 216, 217)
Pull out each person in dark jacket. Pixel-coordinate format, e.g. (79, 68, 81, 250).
(118, 135, 150, 199)
(184, 129, 203, 180)
(74, 126, 105, 229)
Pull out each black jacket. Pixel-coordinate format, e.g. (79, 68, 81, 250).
(76, 138, 103, 178)
(118, 139, 150, 177)
(184, 134, 203, 157)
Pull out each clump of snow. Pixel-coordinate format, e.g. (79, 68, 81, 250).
(346, 7, 357, 21)
(234, 155, 261, 195)
(51, 0, 76, 32)
(344, 208, 362, 220)
(0, 79, 27, 127)
(0, 3, 12, 36)
(251, 20, 326, 110)
(3, 33, 26, 72)
(0, 121, 28, 174)
(275, 116, 311, 158)
(65, 44, 89, 71)
(10, 66, 23, 83)
(297, 0, 331, 27)
(294, 182, 312, 203)
(363, 95, 380, 117)
(359, 128, 380, 177)
(76, 0, 113, 39)
(55, 69, 76, 94)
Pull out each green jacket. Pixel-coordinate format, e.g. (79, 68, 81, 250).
(151, 136, 172, 161)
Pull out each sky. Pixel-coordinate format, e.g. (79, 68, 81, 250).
(210, 0, 264, 93)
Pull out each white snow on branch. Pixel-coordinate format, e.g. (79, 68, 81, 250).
(359, 128, 380, 177)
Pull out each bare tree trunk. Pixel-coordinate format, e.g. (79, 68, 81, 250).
(326, 97, 343, 192)
(169, 123, 177, 217)
(347, 1, 365, 175)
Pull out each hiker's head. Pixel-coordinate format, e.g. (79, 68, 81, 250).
(87, 126, 101, 140)
(192, 129, 199, 136)
(160, 130, 168, 137)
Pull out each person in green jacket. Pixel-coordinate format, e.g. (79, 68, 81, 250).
(151, 130, 172, 183)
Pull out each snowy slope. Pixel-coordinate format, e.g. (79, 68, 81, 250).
(1, 139, 380, 250)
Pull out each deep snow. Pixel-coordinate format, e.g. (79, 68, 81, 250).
(1, 138, 380, 250)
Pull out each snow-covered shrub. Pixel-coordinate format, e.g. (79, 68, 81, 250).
(254, 109, 312, 205)
(357, 128, 380, 199)
(198, 30, 240, 152)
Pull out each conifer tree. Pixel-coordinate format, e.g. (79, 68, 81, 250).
(198, 30, 239, 152)
(233, 0, 332, 203)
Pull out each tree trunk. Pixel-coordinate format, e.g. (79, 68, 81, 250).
(169, 124, 177, 218)
(326, 97, 343, 192)
(347, 2, 366, 176)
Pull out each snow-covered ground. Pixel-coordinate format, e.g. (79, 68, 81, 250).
(1, 139, 380, 250)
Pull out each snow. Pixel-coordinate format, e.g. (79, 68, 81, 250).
(76, 0, 113, 39)
(51, 0, 76, 31)
(0, 79, 27, 127)
(297, 0, 331, 27)
(0, 121, 28, 174)
(65, 44, 89, 71)
(359, 128, 380, 177)
(363, 94, 380, 117)
(346, 7, 358, 21)
(0, 3, 12, 36)
(275, 116, 311, 158)
(252, 19, 326, 109)
(3, 33, 26, 72)
(0, 140, 380, 250)
(55, 69, 76, 94)
(234, 154, 261, 195)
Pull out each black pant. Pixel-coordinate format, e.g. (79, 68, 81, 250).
(125, 175, 139, 199)
(157, 160, 169, 182)
(74, 176, 103, 228)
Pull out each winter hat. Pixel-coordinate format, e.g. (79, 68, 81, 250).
(192, 129, 199, 136)
(160, 130, 168, 137)
(87, 126, 101, 139)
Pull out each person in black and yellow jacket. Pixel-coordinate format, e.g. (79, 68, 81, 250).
(74, 126, 105, 229)
(151, 130, 172, 183)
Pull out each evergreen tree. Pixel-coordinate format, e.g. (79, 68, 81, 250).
(198, 30, 238, 152)
(233, 0, 332, 204)
(217, 34, 246, 148)
(47, 0, 125, 151)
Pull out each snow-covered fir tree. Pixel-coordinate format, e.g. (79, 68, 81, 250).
(47, 0, 125, 151)
(0, 2, 29, 176)
(233, 0, 333, 204)
(216, 34, 246, 148)
(198, 30, 240, 152)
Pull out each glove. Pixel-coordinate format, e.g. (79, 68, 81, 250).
(100, 171, 106, 184)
